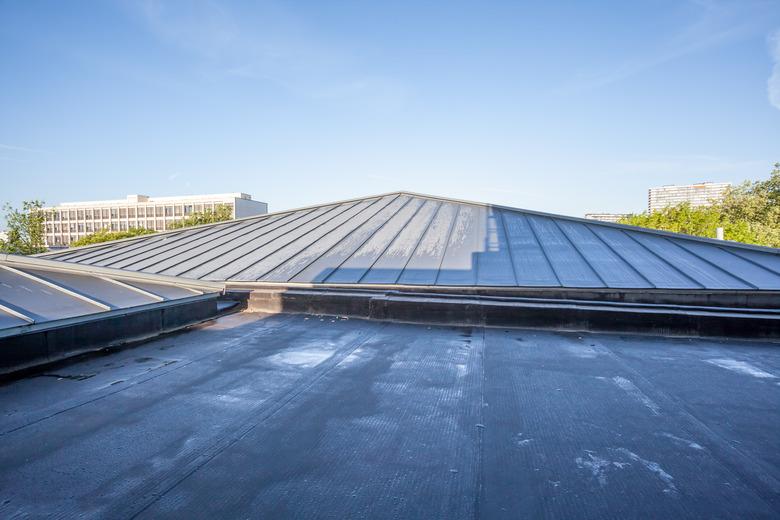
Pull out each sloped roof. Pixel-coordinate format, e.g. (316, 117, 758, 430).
(0, 254, 222, 336)
(38, 192, 780, 290)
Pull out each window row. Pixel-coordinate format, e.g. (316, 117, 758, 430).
(47, 203, 231, 221)
(47, 218, 188, 233)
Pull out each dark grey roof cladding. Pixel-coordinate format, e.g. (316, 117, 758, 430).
(39, 192, 780, 290)
(0, 254, 222, 335)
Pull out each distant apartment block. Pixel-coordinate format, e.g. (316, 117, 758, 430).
(584, 213, 630, 224)
(44, 193, 268, 248)
(648, 182, 730, 213)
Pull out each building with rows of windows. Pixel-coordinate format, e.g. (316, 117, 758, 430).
(44, 193, 268, 248)
(647, 182, 731, 213)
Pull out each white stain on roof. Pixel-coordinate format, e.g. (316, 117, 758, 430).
(658, 432, 704, 451)
(706, 358, 776, 379)
(613, 448, 678, 495)
(267, 347, 334, 368)
(611, 376, 661, 415)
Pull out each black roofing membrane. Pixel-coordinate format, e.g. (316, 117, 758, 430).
(1, 312, 778, 518)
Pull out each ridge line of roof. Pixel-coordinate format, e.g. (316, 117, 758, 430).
(391, 191, 780, 255)
(36, 190, 780, 258)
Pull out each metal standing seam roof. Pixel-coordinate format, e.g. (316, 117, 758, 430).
(37, 191, 780, 291)
(0, 254, 223, 335)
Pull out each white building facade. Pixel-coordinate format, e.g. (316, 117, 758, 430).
(584, 213, 631, 223)
(648, 182, 730, 213)
(44, 193, 268, 248)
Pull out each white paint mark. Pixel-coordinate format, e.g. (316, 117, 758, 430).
(613, 448, 678, 495)
(564, 343, 599, 358)
(658, 432, 704, 451)
(575, 451, 617, 486)
(611, 376, 661, 416)
(267, 348, 334, 368)
(706, 358, 776, 379)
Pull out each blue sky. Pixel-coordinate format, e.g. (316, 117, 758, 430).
(1, 0, 779, 223)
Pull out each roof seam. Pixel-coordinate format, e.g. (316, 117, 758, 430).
(433, 203, 462, 286)
(723, 248, 780, 277)
(322, 195, 412, 283)
(585, 226, 656, 288)
(357, 198, 428, 284)
(283, 197, 401, 283)
(524, 215, 563, 287)
(672, 241, 759, 290)
(621, 231, 705, 289)
(228, 201, 367, 281)
(0, 300, 35, 323)
(259, 197, 393, 282)
(395, 201, 444, 284)
(98, 276, 166, 302)
(495, 209, 519, 286)
(171, 207, 322, 279)
(98, 218, 251, 269)
(126, 213, 290, 274)
(549, 218, 606, 287)
(0, 264, 112, 311)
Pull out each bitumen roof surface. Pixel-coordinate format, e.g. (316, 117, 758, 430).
(1, 312, 778, 518)
(39, 192, 780, 290)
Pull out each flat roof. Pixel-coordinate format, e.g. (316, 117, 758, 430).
(39, 191, 780, 292)
(0, 312, 777, 517)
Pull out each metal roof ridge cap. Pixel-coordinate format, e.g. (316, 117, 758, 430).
(0, 254, 224, 293)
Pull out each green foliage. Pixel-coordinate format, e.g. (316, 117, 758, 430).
(619, 163, 780, 248)
(167, 204, 233, 230)
(0, 200, 47, 255)
(70, 227, 156, 247)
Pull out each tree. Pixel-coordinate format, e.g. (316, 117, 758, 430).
(0, 200, 47, 255)
(167, 204, 233, 230)
(618, 163, 780, 248)
(70, 227, 156, 247)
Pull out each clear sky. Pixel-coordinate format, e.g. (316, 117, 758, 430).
(1, 0, 779, 223)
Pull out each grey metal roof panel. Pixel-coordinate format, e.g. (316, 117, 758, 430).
(0, 254, 222, 335)
(292, 195, 410, 283)
(361, 200, 442, 284)
(0, 309, 27, 329)
(0, 267, 104, 322)
(16, 267, 159, 308)
(244, 197, 387, 282)
(526, 215, 604, 288)
(500, 211, 559, 286)
(37, 191, 780, 291)
(262, 196, 400, 283)
(201, 203, 353, 281)
(325, 196, 422, 284)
